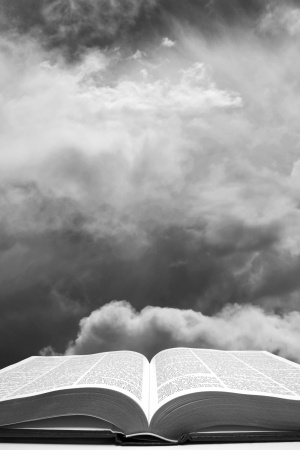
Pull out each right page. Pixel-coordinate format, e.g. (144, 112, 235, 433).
(149, 348, 300, 420)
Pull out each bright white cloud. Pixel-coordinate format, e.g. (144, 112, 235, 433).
(65, 300, 300, 362)
(161, 37, 176, 48)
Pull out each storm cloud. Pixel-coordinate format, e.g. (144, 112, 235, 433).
(1, 0, 300, 368)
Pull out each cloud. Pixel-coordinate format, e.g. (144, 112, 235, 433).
(64, 300, 300, 363)
(40, 345, 61, 356)
(41, 0, 157, 47)
(161, 37, 175, 48)
(2, 0, 300, 368)
(259, 3, 300, 37)
(0, 0, 158, 54)
(0, 0, 293, 56)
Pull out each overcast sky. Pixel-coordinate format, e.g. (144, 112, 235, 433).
(1, 0, 300, 368)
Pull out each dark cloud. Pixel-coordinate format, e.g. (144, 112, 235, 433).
(1, 0, 298, 56)
(1, 0, 300, 368)
(0, 0, 157, 55)
(0, 181, 299, 369)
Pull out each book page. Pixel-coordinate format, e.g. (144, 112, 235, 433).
(228, 351, 300, 395)
(149, 348, 224, 418)
(149, 348, 300, 419)
(0, 351, 149, 416)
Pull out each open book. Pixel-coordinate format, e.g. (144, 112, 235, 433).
(0, 348, 300, 444)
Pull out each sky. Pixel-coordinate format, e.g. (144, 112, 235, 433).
(1, 0, 300, 368)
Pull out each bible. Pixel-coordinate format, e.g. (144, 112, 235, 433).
(0, 348, 300, 444)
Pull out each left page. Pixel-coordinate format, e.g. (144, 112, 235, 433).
(0, 351, 150, 417)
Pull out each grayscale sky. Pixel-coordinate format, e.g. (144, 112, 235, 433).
(1, 0, 300, 368)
